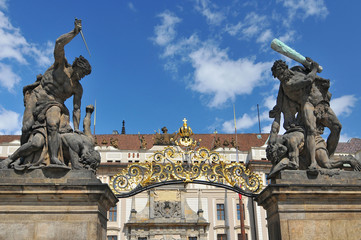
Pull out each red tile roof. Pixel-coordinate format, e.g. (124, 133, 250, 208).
(335, 138, 361, 154)
(0, 133, 269, 151)
(94, 133, 269, 151)
(2, 135, 360, 154)
(0, 135, 20, 144)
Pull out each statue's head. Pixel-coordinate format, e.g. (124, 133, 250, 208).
(271, 60, 288, 79)
(266, 143, 288, 164)
(80, 149, 100, 172)
(161, 126, 168, 134)
(72, 55, 91, 80)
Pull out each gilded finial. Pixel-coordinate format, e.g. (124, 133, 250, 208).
(176, 118, 196, 147)
(183, 118, 187, 125)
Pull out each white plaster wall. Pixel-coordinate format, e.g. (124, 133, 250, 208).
(186, 198, 208, 221)
(106, 152, 122, 161)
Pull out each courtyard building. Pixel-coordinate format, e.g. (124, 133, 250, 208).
(1, 133, 359, 240)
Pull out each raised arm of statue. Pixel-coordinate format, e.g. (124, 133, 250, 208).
(83, 105, 94, 139)
(303, 57, 319, 82)
(54, 19, 82, 67)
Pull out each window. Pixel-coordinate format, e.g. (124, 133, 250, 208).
(237, 203, 240, 220)
(216, 204, 225, 220)
(236, 203, 245, 220)
(108, 206, 117, 221)
(189, 237, 197, 240)
(108, 236, 117, 240)
(138, 238, 147, 240)
(217, 234, 227, 240)
(237, 233, 248, 240)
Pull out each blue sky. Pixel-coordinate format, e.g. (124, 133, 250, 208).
(0, 0, 360, 141)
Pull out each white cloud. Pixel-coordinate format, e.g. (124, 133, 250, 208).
(262, 123, 272, 134)
(263, 95, 277, 110)
(0, 0, 7, 10)
(339, 133, 352, 143)
(222, 113, 258, 133)
(162, 34, 199, 58)
(128, 2, 137, 12)
(207, 117, 224, 133)
(257, 29, 273, 43)
(189, 45, 272, 107)
(225, 12, 269, 41)
(0, 63, 21, 91)
(242, 12, 267, 37)
(225, 22, 242, 36)
(195, 0, 225, 26)
(0, 106, 21, 135)
(22, 41, 53, 67)
(221, 94, 277, 134)
(280, 0, 329, 21)
(330, 95, 357, 117)
(278, 30, 296, 43)
(152, 11, 181, 46)
(262, 121, 286, 135)
(0, 12, 28, 64)
(0, 9, 53, 91)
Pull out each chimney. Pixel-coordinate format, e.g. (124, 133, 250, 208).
(121, 120, 126, 134)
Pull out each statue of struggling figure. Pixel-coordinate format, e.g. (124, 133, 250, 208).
(265, 39, 360, 177)
(0, 19, 92, 169)
(1, 104, 99, 172)
(270, 58, 341, 171)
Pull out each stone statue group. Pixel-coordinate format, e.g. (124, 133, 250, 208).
(267, 57, 361, 178)
(0, 20, 100, 172)
(0, 20, 360, 176)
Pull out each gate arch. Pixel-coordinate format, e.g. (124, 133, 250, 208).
(109, 119, 263, 198)
(110, 146, 263, 198)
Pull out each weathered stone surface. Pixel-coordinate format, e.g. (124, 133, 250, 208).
(126, 188, 209, 240)
(0, 20, 100, 173)
(0, 169, 118, 240)
(272, 169, 361, 185)
(256, 170, 361, 240)
(266, 54, 361, 178)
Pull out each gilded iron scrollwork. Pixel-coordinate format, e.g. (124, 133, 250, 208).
(110, 146, 263, 197)
(110, 118, 263, 198)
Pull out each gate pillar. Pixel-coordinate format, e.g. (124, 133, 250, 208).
(256, 170, 361, 240)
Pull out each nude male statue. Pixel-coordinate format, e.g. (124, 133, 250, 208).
(271, 59, 341, 171)
(20, 19, 91, 165)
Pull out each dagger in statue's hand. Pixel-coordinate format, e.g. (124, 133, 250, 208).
(75, 18, 91, 57)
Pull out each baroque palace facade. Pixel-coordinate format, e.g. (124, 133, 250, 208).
(1, 127, 360, 240)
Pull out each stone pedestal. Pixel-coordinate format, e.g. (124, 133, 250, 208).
(256, 170, 361, 240)
(0, 169, 118, 240)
